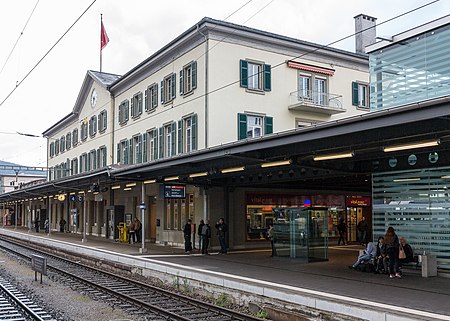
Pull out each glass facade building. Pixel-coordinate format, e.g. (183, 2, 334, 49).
(373, 167, 450, 272)
(369, 22, 450, 111)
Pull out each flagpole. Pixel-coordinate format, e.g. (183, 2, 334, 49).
(100, 14, 103, 72)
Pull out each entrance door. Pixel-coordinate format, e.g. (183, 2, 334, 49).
(346, 207, 364, 243)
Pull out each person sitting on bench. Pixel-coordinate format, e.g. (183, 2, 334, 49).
(399, 237, 414, 266)
(349, 242, 377, 270)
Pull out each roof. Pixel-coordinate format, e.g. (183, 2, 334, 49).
(0, 160, 47, 177)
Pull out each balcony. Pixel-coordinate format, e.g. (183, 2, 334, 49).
(288, 90, 345, 115)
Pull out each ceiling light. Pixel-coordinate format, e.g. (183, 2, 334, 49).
(189, 172, 208, 178)
(78, 191, 85, 194)
(111, 185, 121, 190)
(393, 178, 421, 182)
(126, 182, 137, 187)
(123, 187, 132, 191)
(220, 166, 245, 174)
(383, 140, 439, 152)
(164, 176, 179, 182)
(261, 160, 292, 168)
(313, 152, 354, 161)
(69, 192, 76, 195)
(144, 179, 156, 184)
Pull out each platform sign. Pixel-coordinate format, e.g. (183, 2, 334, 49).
(164, 185, 186, 199)
(31, 254, 47, 284)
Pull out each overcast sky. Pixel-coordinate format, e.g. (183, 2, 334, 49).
(0, 0, 448, 168)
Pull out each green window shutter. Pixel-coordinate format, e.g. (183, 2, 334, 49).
(179, 69, 184, 96)
(160, 81, 165, 104)
(131, 96, 135, 117)
(144, 89, 149, 111)
(142, 133, 147, 163)
(171, 122, 176, 156)
(129, 138, 133, 164)
(79, 156, 82, 172)
(192, 113, 198, 151)
(171, 73, 176, 99)
(177, 120, 183, 154)
(137, 136, 142, 163)
(263, 64, 271, 91)
(238, 113, 248, 140)
(103, 111, 107, 130)
(124, 140, 129, 164)
(192, 61, 197, 89)
(117, 143, 120, 164)
(264, 116, 273, 135)
(352, 82, 359, 106)
(125, 100, 129, 121)
(96, 149, 100, 169)
(153, 84, 158, 108)
(138, 93, 143, 114)
(87, 153, 91, 171)
(158, 127, 164, 159)
(240, 60, 248, 88)
(153, 129, 158, 159)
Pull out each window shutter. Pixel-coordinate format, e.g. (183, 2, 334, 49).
(125, 100, 129, 121)
(131, 96, 135, 117)
(87, 153, 91, 171)
(192, 114, 198, 151)
(96, 149, 100, 169)
(153, 84, 158, 108)
(263, 64, 271, 91)
(171, 122, 176, 156)
(97, 115, 101, 131)
(144, 89, 149, 111)
(240, 60, 248, 88)
(160, 81, 165, 104)
(103, 111, 107, 130)
(117, 143, 121, 164)
(153, 129, 158, 159)
(177, 120, 183, 154)
(142, 133, 147, 163)
(179, 69, 184, 96)
(129, 138, 133, 164)
(158, 127, 164, 159)
(171, 73, 176, 99)
(192, 61, 197, 89)
(93, 117, 97, 133)
(352, 82, 359, 106)
(124, 140, 129, 164)
(238, 113, 247, 140)
(264, 116, 273, 135)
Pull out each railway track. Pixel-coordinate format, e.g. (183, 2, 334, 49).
(0, 274, 55, 321)
(0, 236, 262, 321)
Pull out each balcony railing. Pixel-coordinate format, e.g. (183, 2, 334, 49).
(288, 90, 345, 115)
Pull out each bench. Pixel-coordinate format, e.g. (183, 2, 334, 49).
(401, 255, 437, 277)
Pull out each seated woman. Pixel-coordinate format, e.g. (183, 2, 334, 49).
(374, 236, 388, 274)
(399, 237, 414, 266)
(349, 242, 377, 270)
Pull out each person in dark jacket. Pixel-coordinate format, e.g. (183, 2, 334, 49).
(357, 217, 368, 245)
(215, 218, 228, 254)
(337, 216, 347, 246)
(374, 236, 388, 274)
(201, 220, 211, 255)
(183, 219, 193, 253)
(198, 219, 205, 252)
(384, 226, 401, 278)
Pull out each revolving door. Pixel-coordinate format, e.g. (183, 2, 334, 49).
(272, 207, 328, 262)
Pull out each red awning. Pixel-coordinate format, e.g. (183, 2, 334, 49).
(287, 61, 335, 76)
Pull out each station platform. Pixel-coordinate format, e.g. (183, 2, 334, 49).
(1, 227, 449, 321)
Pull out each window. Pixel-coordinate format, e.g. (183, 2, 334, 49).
(131, 92, 143, 119)
(132, 135, 142, 164)
(89, 116, 97, 137)
(117, 139, 129, 165)
(145, 83, 158, 112)
(60, 136, 66, 153)
(72, 128, 79, 146)
(180, 61, 197, 96)
(178, 114, 198, 154)
(80, 120, 88, 141)
(54, 139, 60, 155)
(240, 60, 271, 92)
(66, 132, 72, 150)
(161, 73, 176, 104)
(50, 142, 55, 158)
(79, 153, 87, 173)
(238, 113, 273, 140)
(98, 110, 107, 132)
(70, 158, 78, 175)
(299, 72, 328, 105)
(147, 129, 158, 161)
(118, 100, 129, 124)
(158, 122, 176, 158)
(295, 119, 316, 128)
(89, 149, 96, 171)
(352, 82, 369, 109)
(98, 146, 107, 168)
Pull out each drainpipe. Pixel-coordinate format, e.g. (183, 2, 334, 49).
(110, 93, 115, 166)
(198, 24, 209, 148)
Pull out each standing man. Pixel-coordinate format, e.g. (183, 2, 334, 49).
(183, 219, 193, 254)
(201, 220, 211, 255)
(357, 216, 368, 245)
(198, 219, 205, 252)
(134, 217, 142, 242)
(337, 216, 347, 246)
(215, 217, 228, 254)
(59, 218, 66, 233)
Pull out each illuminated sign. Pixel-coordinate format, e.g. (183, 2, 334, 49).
(164, 185, 186, 199)
(346, 196, 371, 207)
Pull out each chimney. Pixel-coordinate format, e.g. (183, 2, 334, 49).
(354, 14, 377, 54)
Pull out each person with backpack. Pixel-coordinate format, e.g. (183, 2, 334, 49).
(201, 220, 211, 255)
(215, 218, 228, 254)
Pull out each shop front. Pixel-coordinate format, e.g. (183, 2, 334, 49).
(345, 196, 372, 244)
